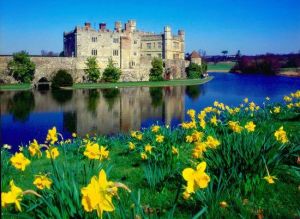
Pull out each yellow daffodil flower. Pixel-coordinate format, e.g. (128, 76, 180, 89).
(141, 152, 148, 160)
(46, 127, 58, 144)
(1, 180, 23, 211)
(28, 139, 42, 157)
(33, 175, 52, 190)
(128, 142, 135, 150)
(145, 144, 153, 153)
(244, 121, 256, 132)
(156, 134, 164, 143)
(274, 126, 288, 144)
(46, 147, 60, 159)
(205, 136, 220, 149)
(172, 146, 179, 156)
(210, 115, 218, 126)
(10, 152, 31, 171)
(263, 175, 277, 184)
(182, 161, 210, 194)
(151, 125, 160, 133)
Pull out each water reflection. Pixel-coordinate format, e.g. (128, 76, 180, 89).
(0, 86, 185, 146)
(185, 85, 204, 100)
(8, 91, 35, 122)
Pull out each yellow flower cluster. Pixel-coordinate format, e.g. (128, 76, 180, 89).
(131, 131, 143, 140)
(10, 152, 31, 171)
(244, 121, 256, 132)
(28, 139, 42, 157)
(192, 136, 220, 158)
(128, 141, 135, 150)
(46, 147, 60, 159)
(84, 142, 109, 161)
(151, 125, 160, 133)
(156, 134, 164, 143)
(274, 126, 288, 144)
(228, 121, 244, 133)
(181, 121, 196, 129)
(186, 130, 204, 143)
(182, 161, 210, 197)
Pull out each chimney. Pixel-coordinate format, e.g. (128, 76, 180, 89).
(84, 22, 91, 30)
(99, 23, 106, 31)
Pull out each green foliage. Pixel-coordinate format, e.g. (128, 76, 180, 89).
(149, 57, 164, 81)
(85, 57, 100, 82)
(8, 51, 35, 83)
(51, 69, 73, 89)
(51, 89, 73, 104)
(187, 62, 203, 79)
(150, 87, 163, 107)
(101, 59, 121, 82)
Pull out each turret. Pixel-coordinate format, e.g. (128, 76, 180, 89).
(115, 21, 122, 32)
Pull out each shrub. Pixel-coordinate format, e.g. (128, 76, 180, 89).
(149, 57, 164, 81)
(84, 57, 100, 82)
(186, 62, 202, 79)
(101, 58, 121, 82)
(8, 51, 35, 83)
(51, 69, 73, 89)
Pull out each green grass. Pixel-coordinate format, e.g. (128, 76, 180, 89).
(207, 62, 235, 72)
(0, 83, 32, 91)
(72, 77, 213, 89)
(280, 67, 300, 72)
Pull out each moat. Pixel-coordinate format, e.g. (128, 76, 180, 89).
(1, 72, 300, 148)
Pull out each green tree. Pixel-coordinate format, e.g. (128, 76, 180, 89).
(186, 62, 202, 79)
(8, 51, 35, 83)
(51, 69, 73, 89)
(101, 58, 121, 82)
(85, 57, 100, 82)
(149, 57, 164, 81)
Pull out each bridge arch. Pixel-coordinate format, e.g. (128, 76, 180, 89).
(37, 77, 51, 90)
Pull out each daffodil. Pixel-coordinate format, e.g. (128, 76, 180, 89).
(10, 152, 31, 171)
(274, 126, 288, 144)
(210, 115, 218, 126)
(187, 109, 196, 120)
(273, 106, 280, 114)
(192, 130, 204, 142)
(3, 144, 12, 150)
(200, 119, 206, 129)
(84, 142, 100, 159)
(46, 147, 60, 159)
(244, 121, 256, 132)
(151, 125, 160, 133)
(205, 136, 220, 149)
(283, 96, 292, 102)
(145, 144, 153, 153)
(141, 152, 148, 160)
(1, 180, 23, 211)
(136, 133, 143, 140)
(243, 98, 249, 103)
(220, 201, 228, 208)
(228, 121, 243, 133)
(99, 146, 109, 161)
(263, 175, 277, 184)
(182, 161, 210, 193)
(81, 169, 130, 218)
(72, 133, 77, 138)
(186, 135, 194, 143)
(33, 175, 52, 190)
(172, 146, 179, 156)
(28, 139, 42, 157)
(192, 142, 207, 158)
(46, 127, 58, 144)
(156, 134, 164, 143)
(128, 142, 135, 150)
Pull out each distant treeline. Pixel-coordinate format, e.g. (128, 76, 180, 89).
(203, 53, 300, 75)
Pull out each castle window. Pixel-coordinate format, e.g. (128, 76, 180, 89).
(173, 54, 179, 59)
(92, 37, 97, 42)
(91, 49, 97, 56)
(113, 38, 119, 43)
(134, 40, 137, 44)
(113, 50, 119, 56)
(130, 61, 135, 67)
(146, 43, 151, 49)
(147, 54, 151, 57)
(173, 42, 179, 49)
(158, 53, 162, 58)
(158, 42, 162, 49)
(133, 52, 137, 56)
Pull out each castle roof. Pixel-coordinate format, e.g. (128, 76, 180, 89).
(190, 51, 201, 59)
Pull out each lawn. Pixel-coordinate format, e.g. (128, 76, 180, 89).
(1, 90, 300, 218)
(72, 77, 213, 89)
(0, 83, 32, 91)
(207, 62, 235, 72)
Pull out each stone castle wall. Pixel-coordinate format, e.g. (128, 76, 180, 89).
(0, 56, 186, 83)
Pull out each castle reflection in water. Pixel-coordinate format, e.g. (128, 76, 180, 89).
(1, 86, 188, 138)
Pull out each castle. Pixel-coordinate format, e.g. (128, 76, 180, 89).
(64, 20, 185, 70)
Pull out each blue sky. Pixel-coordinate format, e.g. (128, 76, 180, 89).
(0, 0, 299, 55)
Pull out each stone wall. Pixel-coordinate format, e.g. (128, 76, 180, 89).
(0, 56, 187, 83)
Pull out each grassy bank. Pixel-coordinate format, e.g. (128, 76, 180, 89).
(207, 62, 235, 72)
(1, 90, 300, 218)
(0, 83, 32, 91)
(73, 77, 213, 89)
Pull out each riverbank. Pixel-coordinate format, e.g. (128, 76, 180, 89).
(72, 77, 213, 89)
(0, 83, 32, 91)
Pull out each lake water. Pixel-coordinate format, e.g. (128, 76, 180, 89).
(1, 72, 300, 148)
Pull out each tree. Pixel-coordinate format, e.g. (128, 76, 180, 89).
(101, 58, 121, 82)
(221, 50, 228, 61)
(149, 57, 164, 81)
(8, 51, 35, 83)
(85, 57, 100, 82)
(51, 69, 73, 89)
(186, 62, 202, 79)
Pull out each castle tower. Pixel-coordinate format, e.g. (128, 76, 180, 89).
(164, 26, 172, 59)
(125, 20, 136, 32)
(115, 21, 122, 32)
(178, 30, 185, 59)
